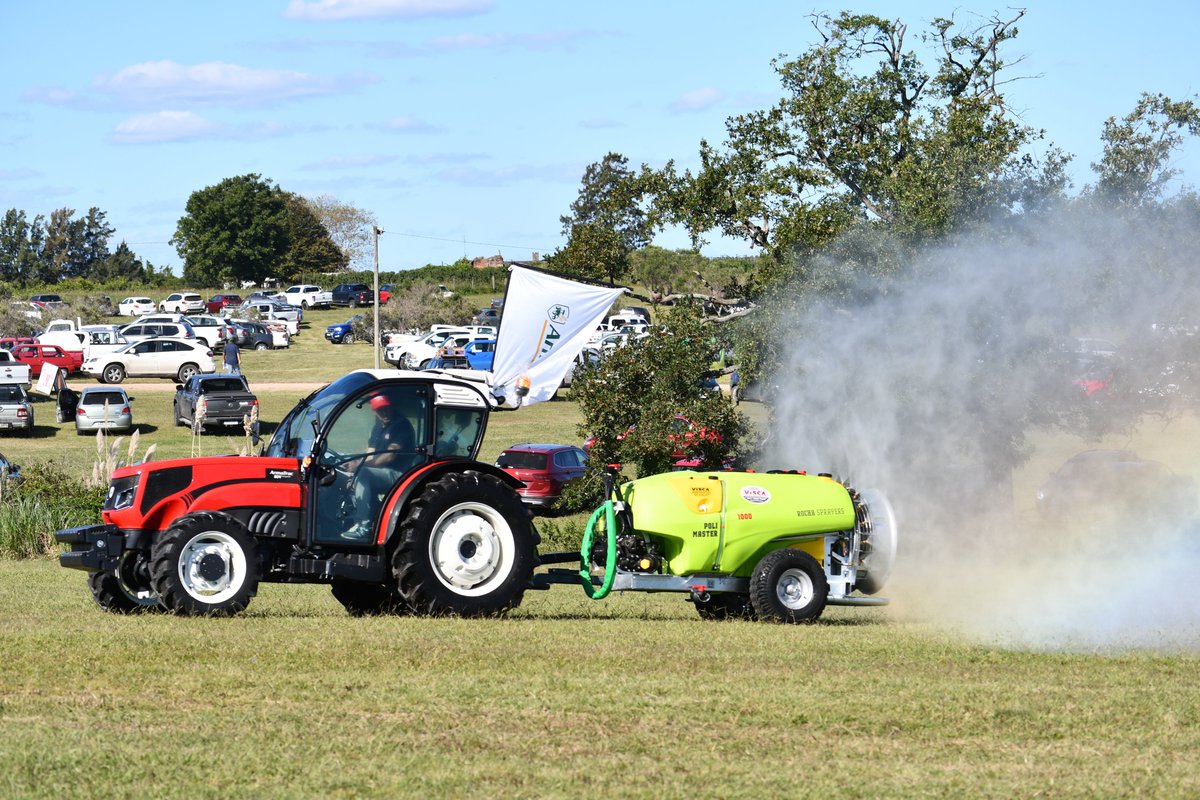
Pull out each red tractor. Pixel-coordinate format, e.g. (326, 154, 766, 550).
(56, 370, 539, 617)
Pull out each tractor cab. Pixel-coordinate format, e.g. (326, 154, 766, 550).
(266, 369, 490, 545)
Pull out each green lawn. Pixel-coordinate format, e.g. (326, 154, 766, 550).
(2, 557, 1197, 799)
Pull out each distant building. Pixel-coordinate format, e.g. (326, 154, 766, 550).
(472, 254, 505, 270)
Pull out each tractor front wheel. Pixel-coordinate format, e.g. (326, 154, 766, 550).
(393, 471, 537, 616)
(88, 551, 164, 613)
(331, 579, 407, 616)
(150, 512, 259, 616)
(750, 548, 828, 623)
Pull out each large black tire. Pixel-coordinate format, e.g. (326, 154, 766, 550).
(88, 551, 165, 613)
(749, 548, 828, 624)
(393, 471, 538, 617)
(692, 591, 755, 621)
(150, 511, 259, 616)
(331, 579, 407, 617)
(102, 363, 126, 384)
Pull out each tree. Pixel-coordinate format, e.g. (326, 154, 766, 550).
(651, 10, 1062, 265)
(40, 208, 82, 284)
(279, 193, 348, 281)
(303, 194, 378, 271)
(1091, 92, 1200, 206)
(78, 207, 115, 277)
(0, 209, 42, 283)
(566, 305, 749, 506)
(172, 174, 289, 287)
(554, 153, 655, 285)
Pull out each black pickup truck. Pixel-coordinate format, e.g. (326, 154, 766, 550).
(329, 283, 375, 307)
(172, 374, 259, 433)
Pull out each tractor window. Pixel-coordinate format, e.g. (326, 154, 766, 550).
(432, 407, 484, 458)
(265, 371, 377, 459)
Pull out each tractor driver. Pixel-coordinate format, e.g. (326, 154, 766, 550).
(342, 392, 418, 540)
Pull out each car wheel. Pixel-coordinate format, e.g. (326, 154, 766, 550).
(301, 300, 310, 309)
(253, 341, 267, 351)
(177, 363, 199, 383)
(102, 364, 126, 384)
(342, 334, 355, 345)
(349, 298, 359, 308)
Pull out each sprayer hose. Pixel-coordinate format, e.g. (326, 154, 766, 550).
(579, 501, 617, 599)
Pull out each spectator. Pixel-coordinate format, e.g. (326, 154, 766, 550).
(223, 339, 241, 376)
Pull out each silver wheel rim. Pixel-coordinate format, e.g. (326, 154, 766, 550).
(177, 530, 247, 603)
(427, 501, 515, 596)
(775, 567, 815, 610)
(103, 366, 123, 383)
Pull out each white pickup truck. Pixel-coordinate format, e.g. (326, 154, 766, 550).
(282, 285, 333, 309)
(37, 320, 127, 361)
(0, 349, 32, 386)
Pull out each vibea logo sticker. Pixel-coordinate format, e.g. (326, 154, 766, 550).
(741, 485, 771, 504)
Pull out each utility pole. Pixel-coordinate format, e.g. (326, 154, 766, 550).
(372, 225, 383, 369)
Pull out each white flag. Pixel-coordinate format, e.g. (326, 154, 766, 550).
(491, 266, 625, 405)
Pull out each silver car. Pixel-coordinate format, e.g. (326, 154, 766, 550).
(0, 384, 34, 434)
(74, 386, 134, 434)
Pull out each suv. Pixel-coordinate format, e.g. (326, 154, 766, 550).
(206, 294, 243, 314)
(160, 292, 205, 314)
(330, 283, 375, 307)
(118, 320, 197, 342)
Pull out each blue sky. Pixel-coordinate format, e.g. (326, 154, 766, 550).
(2, 1, 1197, 274)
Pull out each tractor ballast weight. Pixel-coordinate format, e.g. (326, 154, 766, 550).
(535, 467, 898, 623)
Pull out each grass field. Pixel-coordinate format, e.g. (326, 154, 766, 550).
(3, 302, 1199, 797)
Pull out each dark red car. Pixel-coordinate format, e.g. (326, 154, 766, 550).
(583, 414, 723, 469)
(496, 443, 588, 507)
(206, 294, 243, 314)
(11, 343, 84, 377)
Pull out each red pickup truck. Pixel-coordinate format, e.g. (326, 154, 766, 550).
(11, 343, 84, 377)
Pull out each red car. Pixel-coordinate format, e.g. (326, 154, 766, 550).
(206, 293, 243, 314)
(583, 414, 722, 469)
(11, 343, 84, 377)
(496, 443, 588, 507)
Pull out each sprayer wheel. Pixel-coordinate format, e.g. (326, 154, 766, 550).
(750, 548, 828, 623)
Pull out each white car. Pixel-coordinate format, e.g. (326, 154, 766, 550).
(118, 297, 156, 316)
(183, 314, 228, 348)
(83, 339, 215, 384)
(160, 292, 205, 314)
(282, 285, 332, 309)
(118, 320, 197, 342)
(385, 329, 468, 368)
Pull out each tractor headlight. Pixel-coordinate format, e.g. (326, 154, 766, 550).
(104, 475, 139, 511)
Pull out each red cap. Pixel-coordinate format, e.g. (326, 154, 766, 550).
(369, 394, 391, 410)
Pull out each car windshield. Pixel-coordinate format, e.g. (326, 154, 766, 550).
(0, 386, 25, 402)
(265, 372, 375, 458)
(197, 378, 246, 392)
(496, 451, 548, 470)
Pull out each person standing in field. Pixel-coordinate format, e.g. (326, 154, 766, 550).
(223, 338, 241, 376)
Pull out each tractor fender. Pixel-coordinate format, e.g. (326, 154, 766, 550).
(375, 459, 523, 547)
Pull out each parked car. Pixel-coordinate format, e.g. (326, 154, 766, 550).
(0, 451, 21, 482)
(558, 347, 601, 394)
(496, 443, 588, 507)
(30, 293, 63, 306)
(0, 337, 35, 352)
(160, 292, 205, 314)
(325, 315, 363, 344)
(205, 293, 243, 314)
(0, 384, 34, 434)
(282, 284, 333, 309)
(330, 283, 375, 307)
(378, 285, 391, 304)
(173, 374, 259, 432)
(242, 300, 301, 333)
(118, 320, 196, 343)
(1036, 450, 1199, 524)
(183, 314, 228, 348)
(583, 414, 724, 470)
(117, 297, 156, 316)
(11, 343, 84, 377)
(472, 308, 500, 325)
(82, 339, 214, 384)
(229, 319, 275, 350)
(0, 349, 32, 386)
(390, 330, 476, 369)
(430, 339, 496, 371)
(71, 386, 134, 435)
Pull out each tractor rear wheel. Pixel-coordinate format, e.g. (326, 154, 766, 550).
(691, 591, 754, 621)
(331, 579, 407, 616)
(393, 471, 537, 616)
(150, 511, 259, 616)
(750, 548, 828, 623)
(88, 551, 164, 613)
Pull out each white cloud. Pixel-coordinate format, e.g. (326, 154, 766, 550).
(375, 115, 440, 133)
(670, 87, 724, 113)
(90, 60, 376, 108)
(283, 0, 492, 21)
(112, 111, 219, 144)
